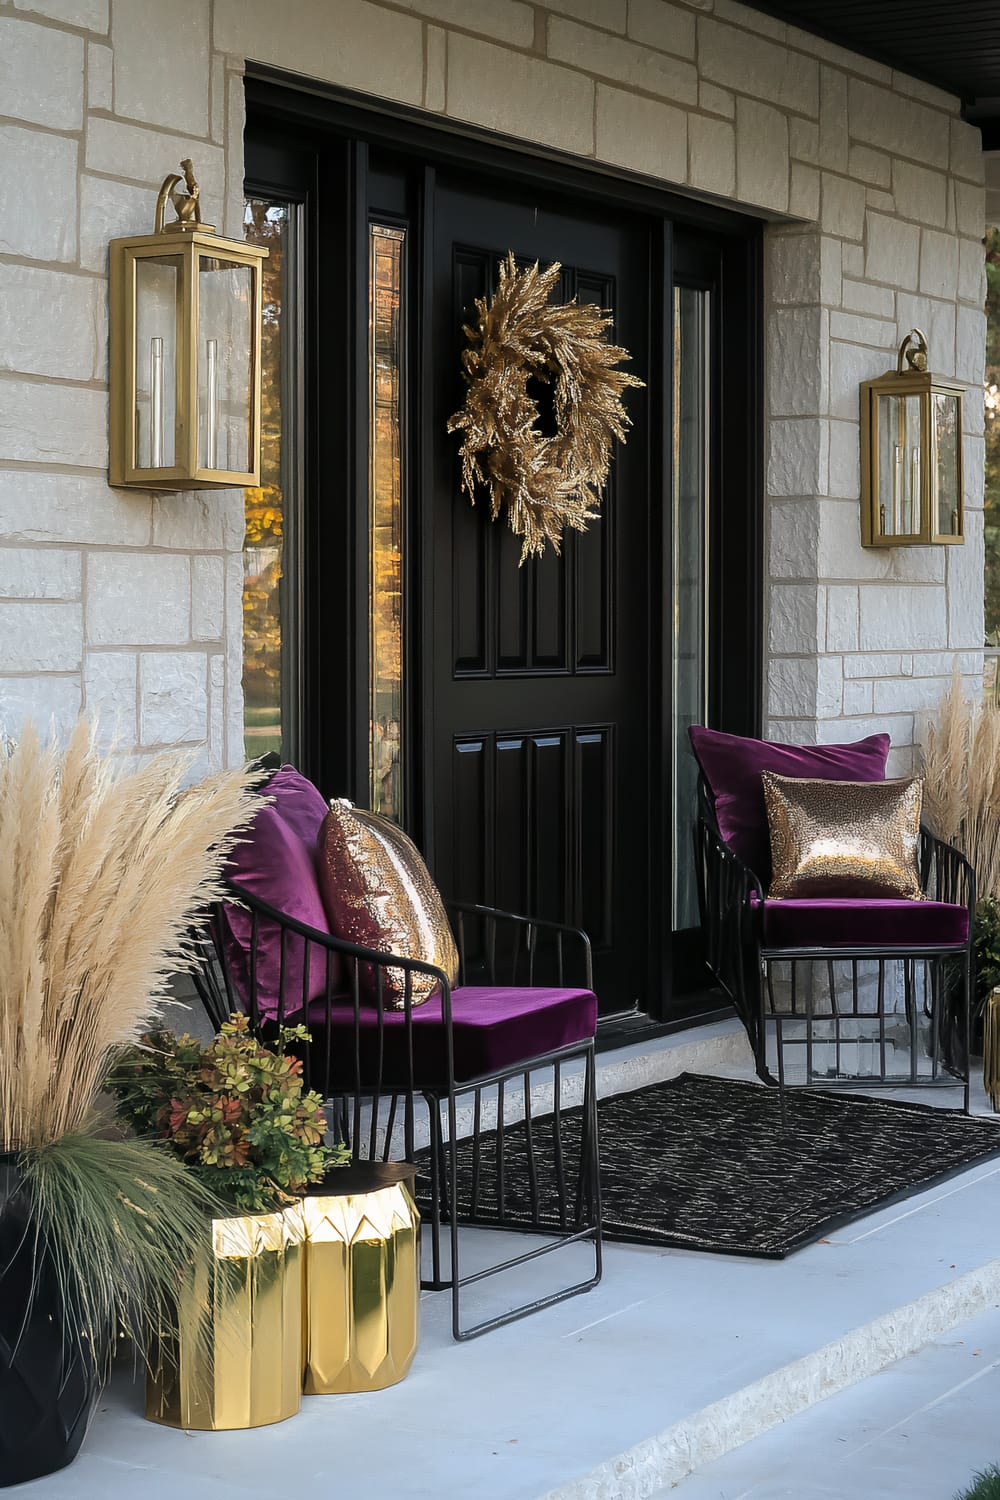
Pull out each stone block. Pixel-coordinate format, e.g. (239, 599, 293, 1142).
(0, 266, 103, 383)
(768, 582, 826, 655)
(192, 555, 225, 640)
(829, 341, 884, 422)
(842, 678, 873, 716)
(88, 40, 112, 112)
(714, 0, 786, 39)
(919, 229, 959, 301)
(865, 189, 895, 215)
(393, 0, 535, 45)
(965, 433, 985, 509)
(955, 180, 985, 240)
(626, 0, 695, 57)
(789, 118, 818, 165)
(858, 585, 947, 651)
(816, 712, 913, 747)
(764, 718, 822, 745)
(820, 173, 865, 240)
(826, 586, 859, 650)
(956, 305, 986, 384)
(86, 553, 191, 645)
(595, 85, 687, 183)
(847, 144, 890, 189)
(0, 17, 84, 130)
(848, 78, 949, 168)
(210, 52, 225, 145)
(0, 381, 106, 469)
(864, 212, 919, 290)
(13, 0, 106, 27)
(689, 113, 735, 197)
(112, 0, 210, 136)
(735, 97, 788, 214)
(209, 653, 225, 771)
(215, 0, 422, 107)
(787, 27, 891, 83)
(768, 418, 827, 497)
(873, 674, 951, 715)
(700, 17, 817, 117)
(948, 513, 984, 649)
(0, 675, 82, 741)
(817, 499, 893, 582)
(767, 656, 818, 719)
(815, 654, 844, 716)
(0, 601, 82, 671)
(891, 70, 959, 115)
(549, 16, 697, 103)
(788, 163, 820, 222)
(844, 653, 912, 679)
(766, 233, 819, 306)
(151, 493, 227, 550)
(86, 120, 224, 213)
(841, 280, 894, 319)
(79, 175, 158, 273)
(817, 66, 848, 173)
(424, 25, 446, 113)
(768, 307, 827, 417)
(0, 549, 81, 600)
(841, 243, 864, 278)
(448, 34, 594, 158)
(84, 649, 137, 745)
(140, 651, 208, 744)
(0, 128, 78, 263)
(549, 0, 627, 26)
(224, 65, 245, 239)
(699, 81, 734, 118)
(768, 498, 820, 579)
(830, 310, 895, 347)
(890, 160, 947, 228)
(828, 420, 859, 499)
(0, 471, 150, 547)
(951, 119, 985, 185)
(885, 546, 945, 585)
(959, 238, 987, 306)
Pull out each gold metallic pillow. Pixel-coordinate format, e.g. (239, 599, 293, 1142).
(762, 773, 924, 900)
(317, 799, 459, 1008)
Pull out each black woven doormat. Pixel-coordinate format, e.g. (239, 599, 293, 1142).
(431, 1072, 1000, 1259)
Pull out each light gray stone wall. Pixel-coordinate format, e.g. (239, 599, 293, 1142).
(0, 0, 987, 770)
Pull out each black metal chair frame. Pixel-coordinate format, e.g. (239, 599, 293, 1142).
(695, 779, 974, 1111)
(194, 887, 602, 1341)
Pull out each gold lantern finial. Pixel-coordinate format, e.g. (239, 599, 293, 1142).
(897, 327, 928, 375)
(153, 159, 216, 236)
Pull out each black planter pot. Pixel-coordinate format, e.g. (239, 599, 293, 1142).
(0, 1154, 100, 1488)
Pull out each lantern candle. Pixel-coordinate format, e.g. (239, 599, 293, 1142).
(206, 337, 219, 470)
(150, 336, 164, 469)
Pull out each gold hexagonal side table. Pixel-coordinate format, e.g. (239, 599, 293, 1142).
(299, 1163, 420, 1395)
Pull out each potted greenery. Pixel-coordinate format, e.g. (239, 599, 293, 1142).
(956, 1464, 1000, 1500)
(109, 1015, 348, 1430)
(0, 721, 260, 1485)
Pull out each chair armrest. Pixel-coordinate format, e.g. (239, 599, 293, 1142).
(919, 828, 976, 918)
(445, 899, 593, 990)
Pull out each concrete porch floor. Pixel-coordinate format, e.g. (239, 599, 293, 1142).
(16, 1021, 1000, 1500)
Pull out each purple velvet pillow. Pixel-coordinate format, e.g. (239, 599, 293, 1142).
(688, 725, 891, 880)
(222, 766, 338, 1018)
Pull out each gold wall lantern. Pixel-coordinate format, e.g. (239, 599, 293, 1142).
(109, 160, 267, 490)
(860, 328, 965, 547)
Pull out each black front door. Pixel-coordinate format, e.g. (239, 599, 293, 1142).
(424, 175, 652, 1015)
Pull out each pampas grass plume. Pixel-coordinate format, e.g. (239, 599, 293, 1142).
(920, 678, 1000, 899)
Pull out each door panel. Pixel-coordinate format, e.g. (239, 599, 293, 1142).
(426, 175, 651, 1013)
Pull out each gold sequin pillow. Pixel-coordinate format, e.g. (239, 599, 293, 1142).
(762, 773, 924, 900)
(317, 799, 460, 1008)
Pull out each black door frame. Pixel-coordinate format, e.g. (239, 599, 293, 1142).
(243, 68, 764, 1026)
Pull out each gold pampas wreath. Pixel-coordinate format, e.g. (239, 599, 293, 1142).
(447, 253, 644, 563)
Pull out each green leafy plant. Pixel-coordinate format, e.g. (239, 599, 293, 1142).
(973, 898, 1000, 1019)
(956, 1462, 1000, 1500)
(109, 1014, 347, 1213)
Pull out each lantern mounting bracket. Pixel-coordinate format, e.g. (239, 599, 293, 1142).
(897, 327, 928, 375)
(153, 159, 216, 237)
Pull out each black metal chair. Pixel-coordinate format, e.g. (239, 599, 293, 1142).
(194, 887, 602, 1340)
(695, 777, 974, 1110)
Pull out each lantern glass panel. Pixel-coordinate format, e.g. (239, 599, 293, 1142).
(933, 391, 961, 537)
(198, 256, 254, 472)
(876, 392, 922, 538)
(135, 256, 179, 469)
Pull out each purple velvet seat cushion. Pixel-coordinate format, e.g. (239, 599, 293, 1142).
(689, 725, 891, 880)
(222, 766, 337, 1017)
(308, 985, 598, 1087)
(759, 897, 968, 951)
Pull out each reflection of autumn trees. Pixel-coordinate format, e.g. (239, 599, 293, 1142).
(243, 201, 284, 717)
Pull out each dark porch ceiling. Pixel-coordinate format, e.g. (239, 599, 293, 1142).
(745, 1, 1000, 142)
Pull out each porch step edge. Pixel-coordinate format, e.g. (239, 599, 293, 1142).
(539, 1255, 1000, 1500)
